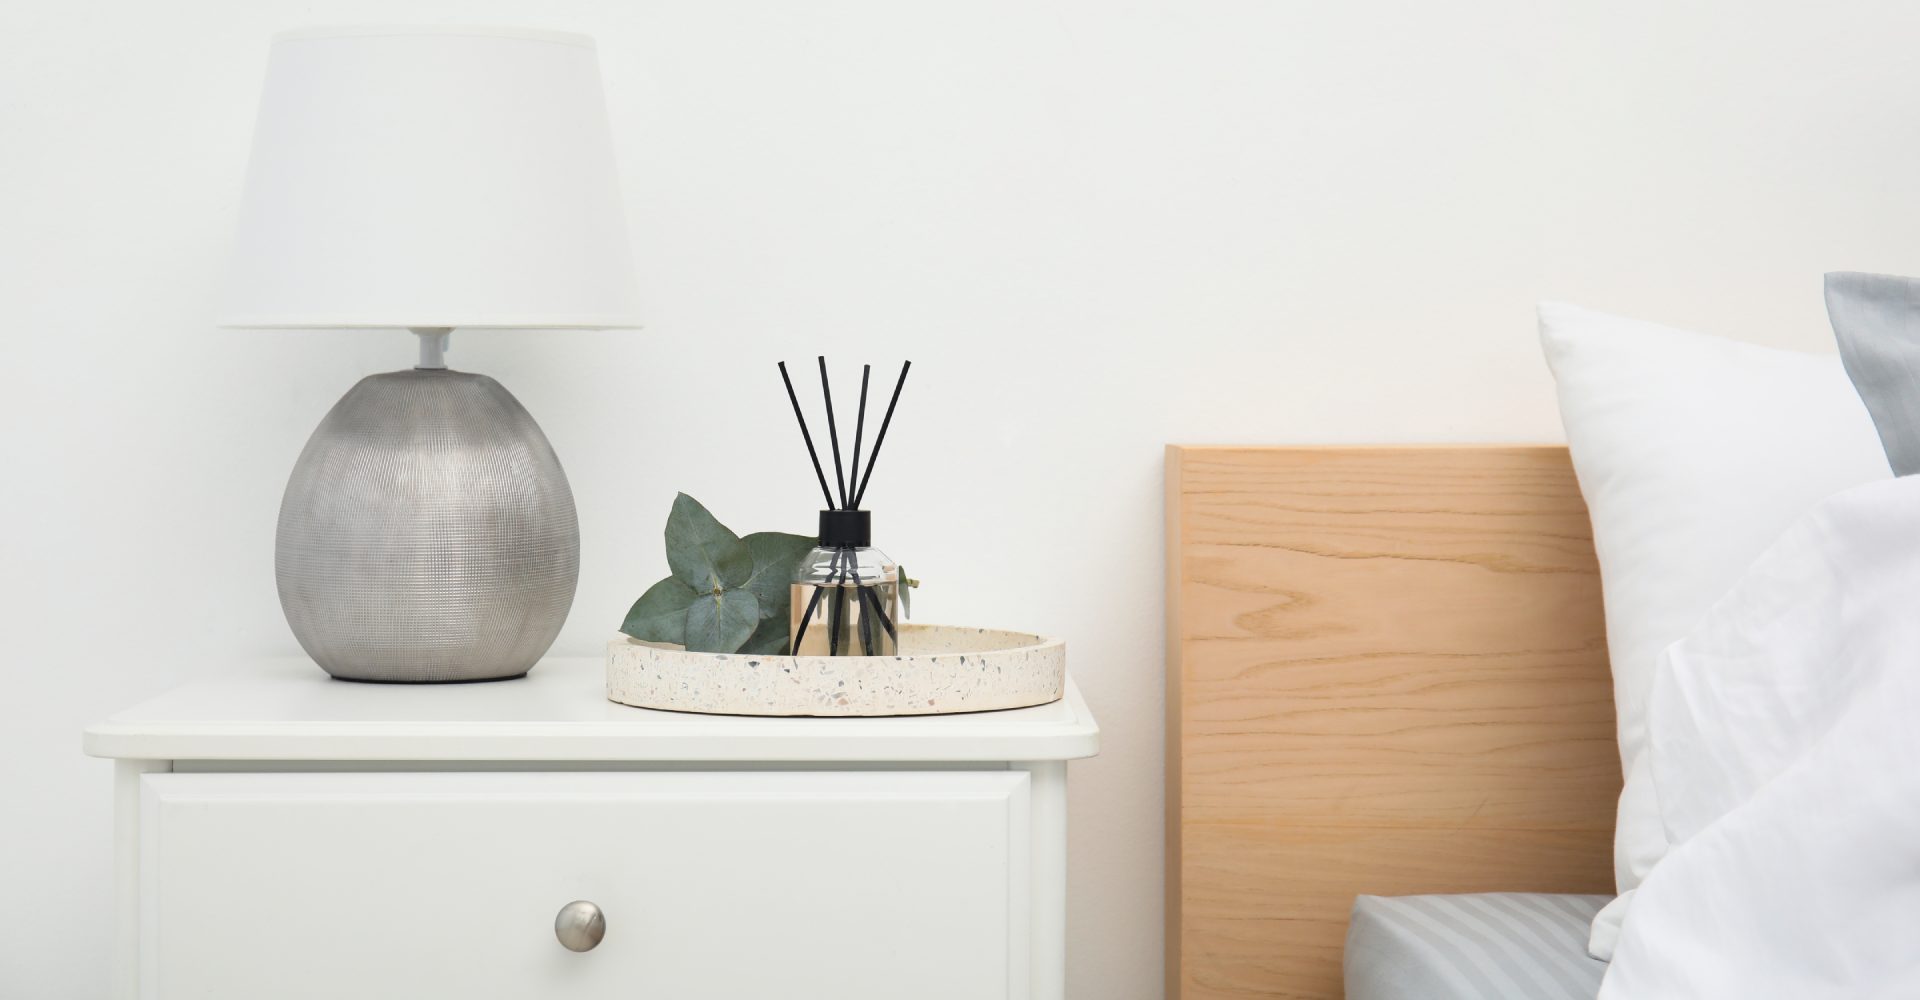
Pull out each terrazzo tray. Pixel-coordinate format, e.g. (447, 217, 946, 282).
(605, 624, 1064, 717)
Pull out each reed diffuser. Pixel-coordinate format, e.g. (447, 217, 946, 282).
(778, 357, 912, 656)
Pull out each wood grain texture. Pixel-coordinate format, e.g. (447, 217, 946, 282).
(1166, 446, 1620, 1000)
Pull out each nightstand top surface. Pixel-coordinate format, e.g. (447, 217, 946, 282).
(84, 657, 1099, 763)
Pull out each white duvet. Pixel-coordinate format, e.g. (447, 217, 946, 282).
(1598, 476, 1920, 998)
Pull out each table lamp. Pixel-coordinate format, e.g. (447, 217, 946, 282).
(221, 26, 641, 682)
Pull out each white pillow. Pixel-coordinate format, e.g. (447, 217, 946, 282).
(1602, 477, 1920, 999)
(1536, 302, 1890, 959)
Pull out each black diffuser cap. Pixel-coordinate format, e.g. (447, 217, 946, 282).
(818, 509, 871, 547)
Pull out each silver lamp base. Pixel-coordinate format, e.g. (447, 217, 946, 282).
(275, 364, 579, 682)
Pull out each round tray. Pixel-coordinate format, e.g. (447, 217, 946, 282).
(605, 623, 1064, 717)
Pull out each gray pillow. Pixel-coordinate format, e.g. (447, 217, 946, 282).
(1825, 271, 1920, 475)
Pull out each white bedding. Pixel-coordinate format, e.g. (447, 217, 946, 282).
(1597, 476, 1920, 998)
(1537, 303, 1890, 959)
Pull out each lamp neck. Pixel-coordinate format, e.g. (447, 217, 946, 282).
(412, 328, 453, 370)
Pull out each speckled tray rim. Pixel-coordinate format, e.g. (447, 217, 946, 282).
(605, 624, 1066, 718)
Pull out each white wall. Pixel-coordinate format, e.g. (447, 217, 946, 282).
(6, 1, 1920, 995)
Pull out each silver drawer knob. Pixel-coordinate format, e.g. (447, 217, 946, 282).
(554, 900, 606, 952)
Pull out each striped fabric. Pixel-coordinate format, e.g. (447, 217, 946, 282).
(1344, 893, 1612, 1000)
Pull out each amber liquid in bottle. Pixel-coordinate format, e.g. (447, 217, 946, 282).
(789, 577, 900, 656)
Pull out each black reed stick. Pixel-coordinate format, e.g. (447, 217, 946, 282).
(849, 364, 871, 503)
(855, 578, 872, 655)
(818, 357, 848, 510)
(790, 545, 841, 654)
(827, 552, 847, 656)
(778, 362, 836, 509)
(858, 584, 898, 642)
(791, 581, 826, 653)
(852, 361, 911, 508)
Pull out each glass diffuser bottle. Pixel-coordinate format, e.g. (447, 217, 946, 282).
(777, 357, 914, 657)
(790, 510, 900, 656)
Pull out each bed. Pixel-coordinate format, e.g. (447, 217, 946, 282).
(1345, 893, 1609, 1000)
(1165, 445, 1622, 999)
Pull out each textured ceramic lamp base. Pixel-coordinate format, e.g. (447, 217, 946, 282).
(276, 368, 579, 682)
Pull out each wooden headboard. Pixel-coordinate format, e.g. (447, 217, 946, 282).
(1165, 445, 1621, 1000)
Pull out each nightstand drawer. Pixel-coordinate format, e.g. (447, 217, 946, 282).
(140, 771, 1031, 999)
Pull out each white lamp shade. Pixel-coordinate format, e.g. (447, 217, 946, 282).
(222, 26, 641, 329)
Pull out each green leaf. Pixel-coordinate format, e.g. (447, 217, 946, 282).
(665, 493, 753, 592)
(737, 614, 792, 656)
(684, 589, 760, 653)
(897, 563, 912, 619)
(742, 531, 815, 622)
(619, 576, 700, 644)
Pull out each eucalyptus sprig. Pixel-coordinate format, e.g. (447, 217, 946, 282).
(620, 494, 813, 654)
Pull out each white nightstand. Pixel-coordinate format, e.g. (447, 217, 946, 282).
(85, 657, 1099, 999)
